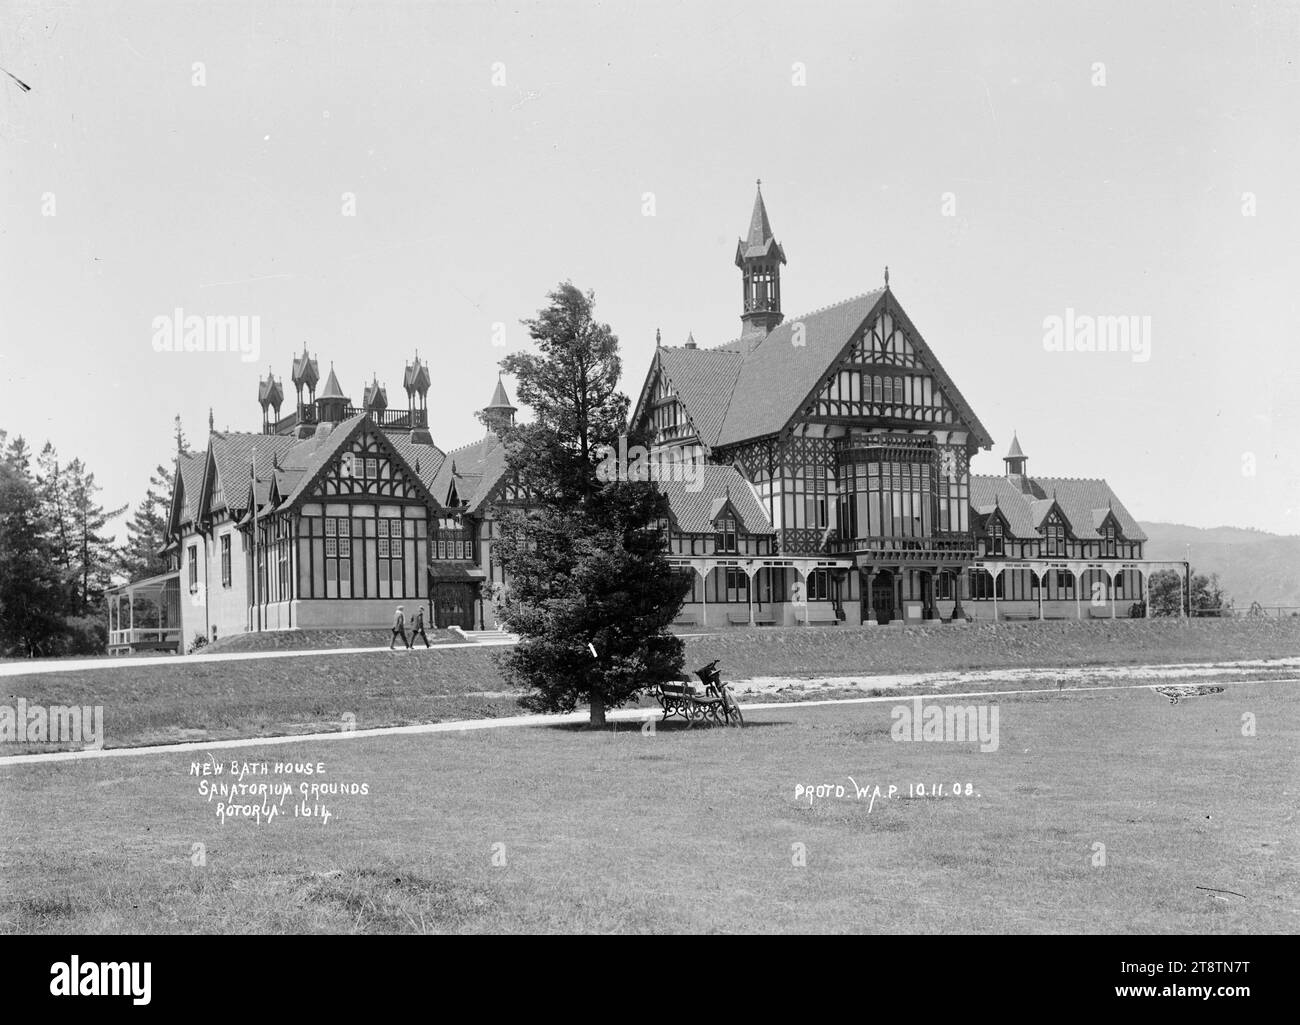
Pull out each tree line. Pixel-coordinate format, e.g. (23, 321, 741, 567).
(0, 418, 189, 656)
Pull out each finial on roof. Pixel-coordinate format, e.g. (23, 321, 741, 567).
(884, 265, 890, 289)
(655, 327, 661, 347)
(208, 407, 214, 433)
(756, 177, 762, 190)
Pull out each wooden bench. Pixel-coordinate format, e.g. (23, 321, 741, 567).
(1002, 613, 1039, 622)
(673, 611, 699, 627)
(654, 665, 743, 727)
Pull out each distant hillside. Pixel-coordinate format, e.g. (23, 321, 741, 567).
(1139, 522, 1300, 607)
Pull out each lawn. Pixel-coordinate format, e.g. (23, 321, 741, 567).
(1, 678, 1295, 933)
(2, 618, 1297, 753)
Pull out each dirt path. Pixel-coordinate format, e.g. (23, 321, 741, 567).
(2, 673, 1295, 769)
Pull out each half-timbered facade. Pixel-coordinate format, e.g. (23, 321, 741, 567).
(630, 184, 1179, 627)
(118, 357, 520, 651)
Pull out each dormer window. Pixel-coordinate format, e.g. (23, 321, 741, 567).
(714, 516, 737, 553)
(1044, 514, 1066, 557)
(988, 519, 1005, 557)
(1103, 522, 1117, 558)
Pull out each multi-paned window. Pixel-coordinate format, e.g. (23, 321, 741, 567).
(221, 534, 232, 587)
(432, 515, 472, 561)
(806, 569, 832, 601)
(714, 517, 737, 552)
(988, 519, 1005, 557)
(297, 506, 427, 600)
(968, 569, 1003, 600)
(188, 545, 198, 591)
(1103, 523, 1117, 558)
(724, 568, 748, 603)
(1044, 515, 1066, 557)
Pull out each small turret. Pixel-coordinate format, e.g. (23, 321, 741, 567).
(316, 362, 350, 425)
(1004, 432, 1027, 477)
(735, 179, 786, 348)
(482, 375, 516, 437)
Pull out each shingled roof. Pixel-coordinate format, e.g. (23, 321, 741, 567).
(971, 475, 1147, 542)
(171, 451, 207, 529)
(656, 464, 774, 535)
(431, 433, 508, 514)
(638, 289, 992, 452)
(653, 346, 744, 449)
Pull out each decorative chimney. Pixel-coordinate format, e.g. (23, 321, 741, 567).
(363, 373, 388, 413)
(258, 369, 284, 432)
(403, 350, 433, 444)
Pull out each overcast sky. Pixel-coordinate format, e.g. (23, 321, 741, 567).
(2, 0, 1297, 537)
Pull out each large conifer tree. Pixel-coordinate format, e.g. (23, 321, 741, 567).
(493, 283, 690, 726)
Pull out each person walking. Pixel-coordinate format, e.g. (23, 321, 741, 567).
(407, 605, 431, 648)
(390, 605, 408, 650)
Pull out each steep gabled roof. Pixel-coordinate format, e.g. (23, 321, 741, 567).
(204, 432, 298, 516)
(167, 451, 207, 535)
(652, 346, 744, 449)
(431, 433, 508, 514)
(971, 475, 1147, 542)
(656, 465, 774, 535)
(386, 431, 446, 494)
(713, 290, 887, 446)
(639, 289, 994, 454)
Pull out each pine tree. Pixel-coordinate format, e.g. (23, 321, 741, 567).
(493, 283, 690, 726)
(0, 436, 65, 655)
(35, 442, 78, 611)
(65, 460, 127, 615)
(119, 462, 176, 581)
(121, 415, 192, 582)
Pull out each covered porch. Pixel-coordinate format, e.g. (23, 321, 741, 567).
(962, 559, 1191, 621)
(666, 556, 857, 628)
(106, 570, 183, 654)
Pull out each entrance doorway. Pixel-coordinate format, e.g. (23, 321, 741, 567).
(432, 583, 477, 629)
(871, 570, 895, 625)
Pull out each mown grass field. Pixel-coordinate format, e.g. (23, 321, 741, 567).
(1, 680, 1294, 933)
(2, 618, 1297, 752)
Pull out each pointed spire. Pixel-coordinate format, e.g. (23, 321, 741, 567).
(319, 363, 346, 400)
(746, 179, 774, 250)
(486, 374, 514, 410)
(684, 331, 697, 349)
